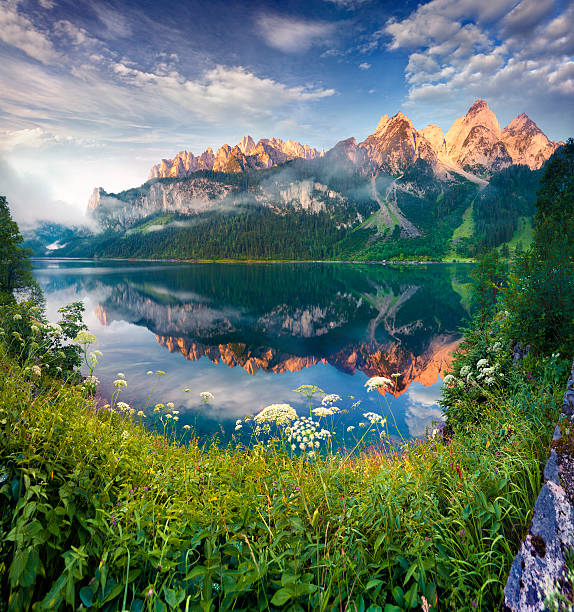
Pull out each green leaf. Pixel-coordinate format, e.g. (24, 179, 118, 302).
(271, 588, 292, 606)
(366, 579, 383, 590)
(80, 586, 94, 608)
(163, 587, 177, 608)
(384, 606, 402, 612)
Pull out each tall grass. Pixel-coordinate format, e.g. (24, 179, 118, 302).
(0, 345, 565, 611)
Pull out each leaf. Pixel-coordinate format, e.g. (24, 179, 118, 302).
(163, 587, 177, 608)
(384, 606, 402, 612)
(271, 588, 292, 606)
(366, 579, 383, 590)
(79, 586, 94, 608)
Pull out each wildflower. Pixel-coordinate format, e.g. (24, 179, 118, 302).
(47, 322, 63, 337)
(443, 374, 456, 386)
(113, 379, 127, 389)
(117, 402, 131, 412)
(155, 370, 166, 376)
(351, 400, 362, 408)
(173, 410, 179, 415)
(31, 365, 41, 377)
(83, 375, 99, 387)
(363, 412, 386, 425)
(74, 331, 97, 345)
(346, 426, 355, 432)
(146, 588, 153, 598)
(146, 370, 153, 375)
(30, 325, 40, 334)
(476, 358, 489, 369)
(137, 411, 145, 417)
(460, 365, 471, 377)
(166, 402, 175, 409)
(166, 414, 173, 419)
(312, 406, 338, 417)
(358, 422, 366, 428)
(183, 424, 191, 430)
(235, 419, 242, 426)
(492, 342, 502, 352)
(364, 376, 392, 391)
(12, 314, 22, 321)
(116, 372, 125, 379)
(235, 424, 242, 431)
(484, 376, 495, 385)
(173, 416, 179, 421)
(121, 430, 129, 440)
(322, 394, 341, 405)
(200, 391, 214, 403)
(155, 403, 164, 410)
(184, 388, 190, 392)
(293, 384, 324, 398)
(255, 403, 297, 426)
(391, 372, 401, 378)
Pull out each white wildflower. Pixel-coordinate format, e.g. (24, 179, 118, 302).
(146, 371, 153, 375)
(116, 372, 125, 379)
(255, 403, 297, 426)
(166, 414, 172, 419)
(363, 412, 386, 425)
(116, 402, 131, 412)
(121, 430, 129, 440)
(113, 379, 127, 389)
(312, 406, 339, 417)
(322, 394, 341, 405)
(347, 426, 355, 432)
(74, 331, 97, 345)
(235, 424, 242, 431)
(200, 391, 214, 403)
(137, 411, 145, 417)
(460, 366, 471, 377)
(476, 359, 489, 369)
(443, 374, 456, 386)
(166, 402, 175, 409)
(183, 424, 191, 430)
(12, 314, 22, 321)
(31, 365, 41, 377)
(365, 376, 392, 391)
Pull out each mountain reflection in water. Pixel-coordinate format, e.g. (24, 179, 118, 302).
(33, 260, 472, 439)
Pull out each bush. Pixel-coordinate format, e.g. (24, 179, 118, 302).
(0, 344, 565, 610)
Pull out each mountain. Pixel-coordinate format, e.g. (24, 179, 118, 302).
(148, 136, 323, 179)
(43, 99, 565, 262)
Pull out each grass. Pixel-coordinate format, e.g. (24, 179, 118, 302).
(504, 216, 534, 253)
(445, 202, 475, 261)
(0, 344, 565, 611)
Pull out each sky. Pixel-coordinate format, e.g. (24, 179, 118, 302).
(0, 0, 573, 225)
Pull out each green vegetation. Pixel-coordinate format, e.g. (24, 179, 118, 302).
(0, 196, 38, 304)
(0, 319, 566, 610)
(1, 142, 573, 609)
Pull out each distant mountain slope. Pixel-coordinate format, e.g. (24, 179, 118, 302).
(41, 99, 563, 262)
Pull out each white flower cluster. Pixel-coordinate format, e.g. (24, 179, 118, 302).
(476, 359, 500, 386)
(113, 379, 127, 389)
(117, 402, 135, 416)
(285, 416, 331, 457)
(254, 403, 297, 426)
(460, 365, 471, 377)
(235, 419, 243, 431)
(45, 322, 63, 337)
(322, 394, 341, 405)
(362, 412, 386, 426)
(200, 391, 214, 403)
(442, 374, 456, 386)
(74, 331, 97, 346)
(312, 405, 339, 418)
(365, 376, 392, 391)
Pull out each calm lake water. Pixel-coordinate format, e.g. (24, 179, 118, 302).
(33, 260, 472, 444)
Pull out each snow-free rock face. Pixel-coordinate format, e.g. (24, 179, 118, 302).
(148, 136, 322, 179)
(501, 113, 562, 170)
(359, 112, 438, 174)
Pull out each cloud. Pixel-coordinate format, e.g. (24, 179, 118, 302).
(0, 0, 60, 63)
(0, 157, 95, 227)
(381, 0, 574, 128)
(256, 14, 337, 53)
(323, 0, 370, 8)
(359, 62, 371, 70)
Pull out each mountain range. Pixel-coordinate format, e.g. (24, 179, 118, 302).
(34, 100, 564, 262)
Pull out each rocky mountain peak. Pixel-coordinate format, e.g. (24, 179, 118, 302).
(238, 135, 256, 155)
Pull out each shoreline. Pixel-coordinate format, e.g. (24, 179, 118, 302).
(32, 256, 476, 265)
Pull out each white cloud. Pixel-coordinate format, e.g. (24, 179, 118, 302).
(323, 0, 370, 8)
(0, 0, 60, 63)
(257, 14, 337, 53)
(359, 62, 371, 70)
(382, 0, 574, 129)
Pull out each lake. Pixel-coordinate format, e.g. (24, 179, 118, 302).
(32, 260, 472, 444)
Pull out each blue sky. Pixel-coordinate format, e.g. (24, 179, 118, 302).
(0, 0, 573, 224)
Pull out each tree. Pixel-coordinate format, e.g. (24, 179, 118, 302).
(0, 196, 38, 303)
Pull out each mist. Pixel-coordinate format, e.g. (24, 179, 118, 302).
(0, 157, 96, 230)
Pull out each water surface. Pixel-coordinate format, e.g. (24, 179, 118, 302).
(33, 260, 472, 443)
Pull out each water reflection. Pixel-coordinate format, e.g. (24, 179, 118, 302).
(33, 260, 472, 440)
